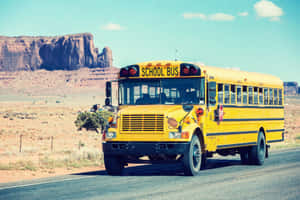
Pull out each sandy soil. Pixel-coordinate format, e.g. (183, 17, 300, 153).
(0, 100, 104, 183)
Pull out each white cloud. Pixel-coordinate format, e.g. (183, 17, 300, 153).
(209, 13, 235, 21)
(183, 13, 207, 20)
(102, 23, 124, 31)
(183, 12, 234, 21)
(238, 12, 249, 17)
(254, 0, 283, 21)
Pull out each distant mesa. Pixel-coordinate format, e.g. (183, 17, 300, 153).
(284, 82, 300, 96)
(0, 33, 112, 71)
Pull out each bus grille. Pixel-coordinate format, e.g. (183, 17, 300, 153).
(121, 114, 164, 132)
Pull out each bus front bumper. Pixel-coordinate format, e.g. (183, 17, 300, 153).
(102, 142, 190, 156)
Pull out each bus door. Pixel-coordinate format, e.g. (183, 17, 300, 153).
(205, 81, 218, 151)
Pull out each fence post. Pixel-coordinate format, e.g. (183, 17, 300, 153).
(19, 134, 23, 153)
(51, 136, 54, 152)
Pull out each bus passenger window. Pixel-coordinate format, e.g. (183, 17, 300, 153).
(243, 86, 247, 104)
(279, 89, 282, 105)
(231, 85, 236, 104)
(248, 87, 253, 104)
(259, 88, 263, 104)
(208, 82, 216, 106)
(218, 84, 223, 104)
(237, 86, 242, 104)
(269, 88, 273, 105)
(274, 89, 278, 105)
(224, 84, 230, 104)
(264, 88, 268, 105)
(254, 87, 258, 104)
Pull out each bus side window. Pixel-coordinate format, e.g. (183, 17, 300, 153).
(274, 89, 278, 105)
(218, 84, 223, 104)
(269, 88, 273, 105)
(243, 86, 248, 104)
(264, 88, 268, 105)
(254, 87, 258, 104)
(224, 84, 230, 104)
(231, 85, 236, 104)
(237, 86, 242, 104)
(248, 87, 253, 104)
(259, 88, 263, 104)
(279, 89, 282, 105)
(208, 82, 216, 106)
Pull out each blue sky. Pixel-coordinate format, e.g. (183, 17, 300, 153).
(0, 0, 299, 83)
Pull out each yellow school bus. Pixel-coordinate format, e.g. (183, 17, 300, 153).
(103, 60, 284, 176)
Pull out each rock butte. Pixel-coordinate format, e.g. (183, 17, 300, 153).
(0, 33, 112, 71)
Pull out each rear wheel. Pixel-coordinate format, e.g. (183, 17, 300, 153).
(104, 154, 124, 175)
(183, 135, 205, 176)
(240, 147, 251, 165)
(249, 131, 266, 165)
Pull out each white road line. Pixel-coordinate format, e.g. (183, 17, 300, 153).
(0, 175, 96, 191)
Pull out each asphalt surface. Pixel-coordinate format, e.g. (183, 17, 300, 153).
(0, 148, 300, 200)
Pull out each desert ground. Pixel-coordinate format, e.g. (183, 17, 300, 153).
(0, 91, 300, 183)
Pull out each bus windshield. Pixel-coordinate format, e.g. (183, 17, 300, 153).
(119, 78, 205, 105)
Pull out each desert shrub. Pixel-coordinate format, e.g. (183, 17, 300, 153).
(74, 110, 113, 133)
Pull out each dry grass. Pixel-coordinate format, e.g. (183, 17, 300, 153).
(0, 101, 103, 175)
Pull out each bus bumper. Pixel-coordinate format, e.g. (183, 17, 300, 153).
(102, 142, 190, 156)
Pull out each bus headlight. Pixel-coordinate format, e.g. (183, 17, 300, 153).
(168, 117, 178, 129)
(106, 132, 116, 139)
(169, 132, 181, 139)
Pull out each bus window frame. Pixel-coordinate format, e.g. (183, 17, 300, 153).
(237, 86, 242, 104)
(242, 86, 248, 104)
(224, 84, 230, 104)
(259, 88, 263, 104)
(264, 88, 268, 105)
(230, 84, 236, 104)
(217, 83, 224, 105)
(248, 87, 253, 105)
(269, 88, 273, 105)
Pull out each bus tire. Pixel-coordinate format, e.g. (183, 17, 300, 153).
(240, 147, 251, 165)
(250, 131, 266, 165)
(104, 154, 124, 175)
(183, 135, 204, 176)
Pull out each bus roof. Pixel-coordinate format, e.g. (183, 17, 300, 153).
(135, 60, 283, 88)
(200, 65, 283, 88)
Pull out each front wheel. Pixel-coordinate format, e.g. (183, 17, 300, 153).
(104, 154, 124, 175)
(183, 135, 205, 176)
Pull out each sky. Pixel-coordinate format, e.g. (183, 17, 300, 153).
(0, 0, 299, 83)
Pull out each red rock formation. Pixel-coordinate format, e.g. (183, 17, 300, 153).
(0, 33, 112, 71)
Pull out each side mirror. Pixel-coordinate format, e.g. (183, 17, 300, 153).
(106, 82, 112, 98)
(182, 105, 194, 112)
(105, 97, 111, 106)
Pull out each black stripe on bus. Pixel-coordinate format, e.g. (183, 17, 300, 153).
(222, 118, 284, 122)
(222, 105, 284, 109)
(267, 129, 285, 132)
(217, 142, 257, 149)
(268, 139, 284, 143)
(207, 130, 257, 136)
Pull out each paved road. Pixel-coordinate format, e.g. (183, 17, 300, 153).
(1, 148, 300, 200)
